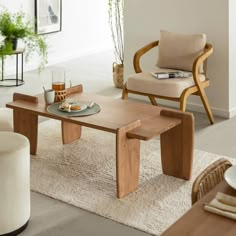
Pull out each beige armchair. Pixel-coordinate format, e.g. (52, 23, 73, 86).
(122, 31, 214, 124)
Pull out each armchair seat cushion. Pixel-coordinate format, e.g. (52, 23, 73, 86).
(127, 68, 206, 98)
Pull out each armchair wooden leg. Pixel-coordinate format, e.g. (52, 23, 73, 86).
(180, 88, 192, 112)
(199, 89, 214, 124)
(180, 98, 187, 112)
(149, 96, 158, 106)
(122, 82, 128, 100)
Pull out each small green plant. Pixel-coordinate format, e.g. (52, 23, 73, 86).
(0, 9, 48, 71)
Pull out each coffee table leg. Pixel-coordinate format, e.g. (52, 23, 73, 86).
(61, 121, 82, 144)
(116, 120, 141, 198)
(13, 110, 38, 155)
(160, 110, 194, 180)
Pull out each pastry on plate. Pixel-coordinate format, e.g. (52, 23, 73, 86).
(70, 105, 81, 111)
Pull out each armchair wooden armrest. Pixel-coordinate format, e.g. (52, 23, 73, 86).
(133, 40, 159, 73)
(192, 43, 213, 85)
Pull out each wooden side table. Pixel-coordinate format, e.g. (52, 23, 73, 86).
(0, 48, 24, 87)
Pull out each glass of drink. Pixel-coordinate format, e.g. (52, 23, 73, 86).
(51, 69, 66, 91)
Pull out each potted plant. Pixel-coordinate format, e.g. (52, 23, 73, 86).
(108, 0, 124, 88)
(0, 9, 48, 71)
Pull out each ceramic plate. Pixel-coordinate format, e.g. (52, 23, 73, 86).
(58, 102, 87, 113)
(224, 165, 236, 190)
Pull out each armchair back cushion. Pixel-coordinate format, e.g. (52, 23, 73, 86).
(156, 30, 206, 72)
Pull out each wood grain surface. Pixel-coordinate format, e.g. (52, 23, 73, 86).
(160, 109, 194, 180)
(116, 120, 141, 198)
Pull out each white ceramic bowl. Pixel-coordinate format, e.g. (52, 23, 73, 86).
(224, 165, 236, 190)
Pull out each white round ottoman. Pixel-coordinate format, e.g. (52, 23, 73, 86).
(0, 132, 30, 236)
(0, 108, 13, 131)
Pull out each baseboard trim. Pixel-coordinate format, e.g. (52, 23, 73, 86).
(124, 94, 233, 119)
(229, 107, 236, 118)
(186, 102, 231, 119)
(140, 97, 233, 119)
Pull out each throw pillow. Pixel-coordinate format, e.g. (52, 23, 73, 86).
(156, 30, 206, 72)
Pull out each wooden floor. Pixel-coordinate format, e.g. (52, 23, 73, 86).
(1, 50, 236, 236)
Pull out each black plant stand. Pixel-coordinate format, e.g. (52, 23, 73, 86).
(0, 48, 24, 87)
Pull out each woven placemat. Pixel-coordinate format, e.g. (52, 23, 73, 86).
(47, 102, 101, 117)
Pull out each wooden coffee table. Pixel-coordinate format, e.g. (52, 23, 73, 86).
(6, 84, 194, 198)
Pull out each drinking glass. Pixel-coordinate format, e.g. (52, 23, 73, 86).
(51, 69, 66, 91)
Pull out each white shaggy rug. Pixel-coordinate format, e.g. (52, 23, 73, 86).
(31, 120, 234, 235)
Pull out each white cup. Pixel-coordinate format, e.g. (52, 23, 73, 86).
(44, 89, 55, 105)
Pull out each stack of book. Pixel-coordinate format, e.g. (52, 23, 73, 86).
(151, 71, 192, 79)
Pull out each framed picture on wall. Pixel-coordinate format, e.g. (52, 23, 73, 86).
(35, 0, 62, 34)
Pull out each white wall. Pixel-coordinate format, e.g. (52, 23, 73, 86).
(124, 0, 234, 118)
(229, 0, 236, 117)
(0, 0, 112, 73)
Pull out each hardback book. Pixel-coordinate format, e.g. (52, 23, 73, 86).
(151, 71, 192, 79)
